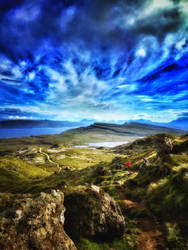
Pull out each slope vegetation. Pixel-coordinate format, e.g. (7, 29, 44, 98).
(0, 133, 187, 249)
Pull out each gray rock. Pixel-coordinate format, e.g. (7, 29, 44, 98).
(0, 190, 77, 250)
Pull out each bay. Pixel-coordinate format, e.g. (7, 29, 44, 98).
(0, 127, 76, 139)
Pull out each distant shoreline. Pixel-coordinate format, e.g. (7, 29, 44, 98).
(0, 127, 78, 139)
(74, 141, 131, 149)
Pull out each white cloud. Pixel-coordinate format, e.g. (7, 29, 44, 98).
(117, 84, 129, 89)
(141, 0, 173, 17)
(28, 72, 35, 80)
(8, 115, 33, 120)
(179, 1, 188, 14)
(141, 98, 153, 102)
(127, 17, 135, 25)
(136, 48, 146, 57)
(176, 38, 186, 50)
(47, 68, 67, 93)
(0, 58, 11, 70)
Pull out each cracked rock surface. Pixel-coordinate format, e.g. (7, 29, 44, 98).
(0, 190, 77, 250)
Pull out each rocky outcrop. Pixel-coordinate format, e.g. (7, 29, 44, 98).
(0, 190, 77, 250)
(64, 185, 125, 241)
(156, 136, 173, 159)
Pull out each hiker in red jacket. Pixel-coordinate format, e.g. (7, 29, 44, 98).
(126, 161, 131, 168)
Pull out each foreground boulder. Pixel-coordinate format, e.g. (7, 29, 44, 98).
(0, 190, 77, 250)
(64, 185, 125, 241)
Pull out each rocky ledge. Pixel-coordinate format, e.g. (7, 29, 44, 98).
(0, 190, 77, 250)
(0, 186, 125, 249)
(64, 185, 125, 241)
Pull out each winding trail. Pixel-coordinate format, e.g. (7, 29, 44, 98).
(119, 190, 168, 250)
(136, 217, 166, 250)
(39, 147, 61, 172)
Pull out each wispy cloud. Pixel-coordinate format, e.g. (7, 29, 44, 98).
(0, 0, 187, 122)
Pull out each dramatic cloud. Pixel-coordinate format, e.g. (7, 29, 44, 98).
(0, 0, 188, 121)
(0, 108, 43, 120)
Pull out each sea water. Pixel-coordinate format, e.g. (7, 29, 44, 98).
(74, 141, 129, 148)
(0, 127, 77, 139)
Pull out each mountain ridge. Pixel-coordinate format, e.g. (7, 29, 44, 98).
(1, 117, 187, 131)
(0, 119, 87, 128)
(128, 117, 188, 131)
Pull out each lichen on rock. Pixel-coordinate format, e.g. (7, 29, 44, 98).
(0, 190, 77, 250)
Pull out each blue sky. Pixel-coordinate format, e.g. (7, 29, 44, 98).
(0, 0, 188, 122)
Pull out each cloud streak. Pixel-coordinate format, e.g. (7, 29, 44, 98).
(0, 0, 187, 122)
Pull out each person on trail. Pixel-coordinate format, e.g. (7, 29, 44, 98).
(115, 163, 121, 170)
(126, 161, 131, 168)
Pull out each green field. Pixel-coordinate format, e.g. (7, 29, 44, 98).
(0, 128, 187, 249)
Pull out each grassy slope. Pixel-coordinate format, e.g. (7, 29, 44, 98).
(0, 133, 187, 249)
(0, 156, 51, 193)
(57, 122, 184, 144)
(114, 134, 188, 249)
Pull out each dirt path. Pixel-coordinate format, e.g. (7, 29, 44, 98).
(120, 191, 168, 250)
(39, 147, 62, 172)
(136, 217, 166, 250)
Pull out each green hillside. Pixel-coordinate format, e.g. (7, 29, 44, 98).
(0, 133, 187, 249)
(0, 122, 184, 155)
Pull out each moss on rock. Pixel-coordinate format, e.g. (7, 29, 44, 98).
(64, 185, 125, 241)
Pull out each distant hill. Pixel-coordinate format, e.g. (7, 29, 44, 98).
(168, 117, 188, 130)
(89, 122, 184, 136)
(80, 117, 188, 131)
(128, 118, 188, 131)
(0, 119, 85, 128)
(0, 121, 185, 150)
(57, 122, 184, 145)
(3, 117, 185, 130)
